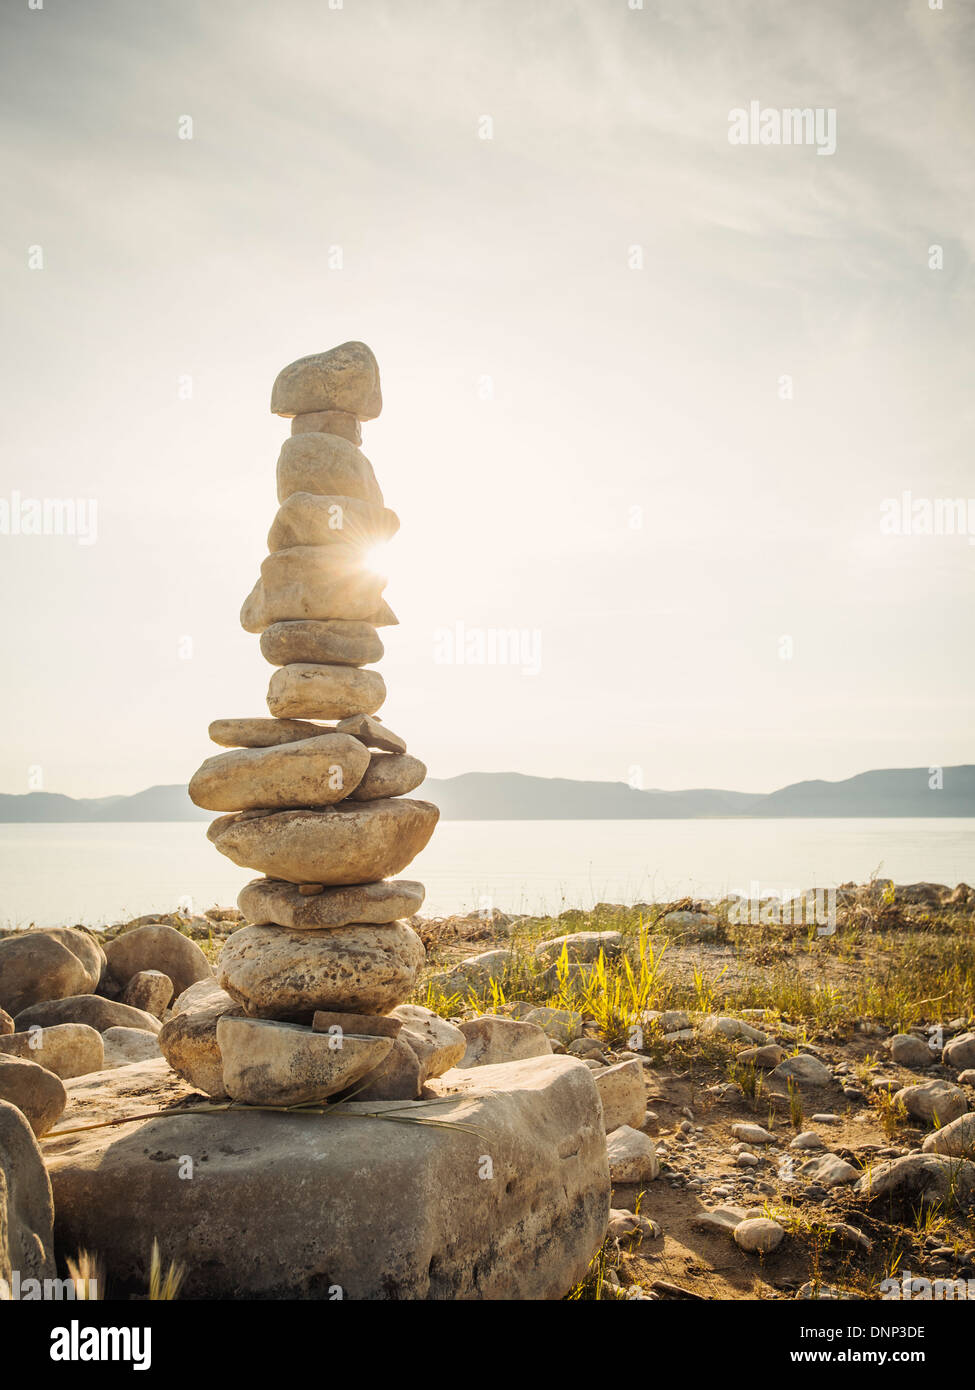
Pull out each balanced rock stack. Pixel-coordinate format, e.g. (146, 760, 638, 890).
(180, 342, 440, 1106)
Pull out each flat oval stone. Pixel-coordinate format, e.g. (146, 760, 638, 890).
(209, 717, 330, 748)
(216, 1017, 392, 1105)
(271, 342, 382, 420)
(0, 1055, 66, 1137)
(291, 410, 361, 444)
(241, 547, 387, 632)
(243, 582, 395, 635)
(276, 434, 383, 507)
(334, 714, 406, 753)
(189, 733, 370, 812)
(238, 877, 425, 929)
(260, 620, 384, 669)
(217, 920, 425, 1017)
(266, 663, 386, 720)
(208, 798, 439, 884)
(0, 1022, 104, 1080)
(267, 493, 398, 553)
(348, 752, 426, 802)
(14, 994, 162, 1036)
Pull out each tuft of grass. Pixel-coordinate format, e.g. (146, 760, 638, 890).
(148, 1240, 186, 1301)
(65, 1249, 103, 1300)
(729, 1059, 762, 1102)
(872, 1089, 909, 1139)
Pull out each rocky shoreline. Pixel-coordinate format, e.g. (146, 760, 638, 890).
(1, 877, 973, 1299)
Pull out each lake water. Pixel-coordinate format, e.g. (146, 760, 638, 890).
(0, 818, 972, 929)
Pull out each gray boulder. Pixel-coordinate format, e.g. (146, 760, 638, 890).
(457, 1015, 552, 1068)
(46, 1054, 609, 1299)
(14, 995, 161, 1036)
(0, 1055, 66, 1136)
(0, 1022, 104, 1079)
(121, 970, 174, 1018)
(104, 924, 212, 997)
(0, 1100, 56, 1290)
(0, 928, 105, 1015)
(855, 1153, 975, 1205)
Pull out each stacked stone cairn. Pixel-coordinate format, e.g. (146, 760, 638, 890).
(182, 342, 443, 1106)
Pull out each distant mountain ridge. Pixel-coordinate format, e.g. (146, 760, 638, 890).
(0, 766, 972, 822)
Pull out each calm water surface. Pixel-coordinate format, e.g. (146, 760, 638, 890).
(0, 818, 972, 929)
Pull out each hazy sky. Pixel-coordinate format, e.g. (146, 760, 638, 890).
(2, 0, 973, 799)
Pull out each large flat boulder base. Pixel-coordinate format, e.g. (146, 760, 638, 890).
(44, 1054, 609, 1300)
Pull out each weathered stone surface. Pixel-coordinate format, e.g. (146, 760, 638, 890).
(348, 752, 426, 802)
(457, 1015, 552, 1068)
(312, 1009, 403, 1039)
(218, 921, 425, 1018)
(693, 1204, 750, 1235)
(239, 877, 424, 929)
(702, 1015, 769, 1045)
(334, 713, 406, 753)
(245, 546, 389, 633)
(0, 929, 103, 1016)
(607, 1208, 660, 1246)
(0, 1022, 104, 1080)
(290, 409, 361, 444)
(14, 995, 162, 1036)
(45, 1053, 609, 1299)
(770, 1054, 832, 1088)
(661, 910, 718, 934)
(523, 1006, 583, 1045)
(347, 1035, 421, 1101)
(594, 1060, 646, 1132)
(943, 1032, 975, 1070)
(896, 1079, 968, 1125)
(276, 433, 383, 506)
(734, 1218, 785, 1254)
(121, 970, 174, 1018)
(641, 1009, 692, 1033)
(189, 732, 370, 812)
(0, 1055, 66, 1136)
(268, 493, 399, 553)
(242, 584, 392, 638)
(260, 619, 384, 669)
(104, 923, 211, 997)
(738, 1043, 788, 1069)
(271, 342, 382, 421)
(922, 1112, 975, 1157)
(0, 1099, 56, 1289)
(854, 1153, 975, 1205)
(158, 979, 240, 1097)
(890, 1033, 934, 1068)
(102, 1027, 162, 1069)
(606, 1124, 660, 1183)
(0, 1008, 12, 1035)
(799, 1154, 860, 1187)
(534, 931, 622, 965)
(217, 1017, 390, 1105)
(209, 799, 438, 885)
(731, 1122, 775, 1144)
(427, 950, 516, 996)
(209, 716, 329, 748)
(266, 663, 386, 720)
(41, 928, 106, 993)
(389, 1005, 465, 1083)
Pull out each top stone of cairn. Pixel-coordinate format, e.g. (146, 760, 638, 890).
(270, 341, 382, 421)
